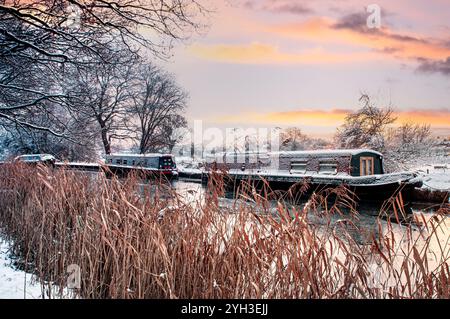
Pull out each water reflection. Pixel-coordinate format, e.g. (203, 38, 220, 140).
(77, 171, 449, 290)
(82, 169, 443, 239)
(81, 170, 447, 251)
(171, 180, 445, 245)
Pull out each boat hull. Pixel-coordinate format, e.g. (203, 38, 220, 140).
(102, 165, 179, 181)
(202, 170, 422, 201)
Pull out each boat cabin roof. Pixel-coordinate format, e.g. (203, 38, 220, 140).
(206, 149, 383, 159)
(15, 154, 55, 160)
(107, 153, 174, 158)
(275, 149, 383, 158)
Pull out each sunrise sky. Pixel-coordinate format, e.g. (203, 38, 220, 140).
(161, 0, 450, 138)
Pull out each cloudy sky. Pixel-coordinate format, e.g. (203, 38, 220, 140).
(161, 0, 450, 138)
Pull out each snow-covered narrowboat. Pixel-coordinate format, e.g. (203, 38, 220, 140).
(14, 154, 56, 167)
(204, 149, 422, 199)
(104, 153, 178, 179)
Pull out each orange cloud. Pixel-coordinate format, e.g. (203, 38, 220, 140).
(270, 18, 450, 61)
(396, 109, 450, 127)
(189, 42, 380, 64)
(189, 16, 450, 65)
(215, 108, 450, 127)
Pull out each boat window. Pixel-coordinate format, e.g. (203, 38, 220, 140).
(319, 161, 338, 175)
(116, 159, 122, 165)
(123, 160, 128, 166)
(291, 160, 308, 174)
(132, 160, 135, 166)
(360, 157, 374, 176)
(160, 157, 174, 169)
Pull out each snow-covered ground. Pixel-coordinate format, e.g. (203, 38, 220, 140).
(415, 164, 450, 191)
(0, 240, 43, 299)
(0, 239, 75, 299)
(176, 156, 203, 175)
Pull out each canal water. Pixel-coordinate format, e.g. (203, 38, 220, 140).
(171, 180, 446, 239)
(171, 180, 450, 285)
(81, 170, 446, 236)
(80, 171, 449, 266)
(67, 171, 450, 291)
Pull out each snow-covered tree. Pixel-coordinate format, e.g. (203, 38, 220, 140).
(384, 123, 434, 171)
(0, 0, 204, 143)
(280, 127, 331, 151)
(0, 105, 99, 161)
(335, 94, 396, 152)
(335, 95, 437, 172)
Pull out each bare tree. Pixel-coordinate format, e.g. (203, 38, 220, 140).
(0, 104, 99, 161)
(280, 127, 308, 151)
(0, 0, 205, 136)
(0, 35, 68, 137)
(335, 95, 436, 172)
(335, 94, 397, 151)
(160, 114, 188, 153)
(129, 63, 188, 154)
(66, 45, 137, 154)
(280, 127, 331, 151)
(384, 123, 434, 171)
(0, 0, 205, 60)
(395, 123, 432, 146)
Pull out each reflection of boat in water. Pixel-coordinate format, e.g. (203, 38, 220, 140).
(203, 149, 423, 200)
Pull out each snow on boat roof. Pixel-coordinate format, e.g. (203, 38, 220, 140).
(275, 149, 383, 157)
(206, 149, 383, 158)
(107, 153, 174, 158)
(16, 154, 54, 158)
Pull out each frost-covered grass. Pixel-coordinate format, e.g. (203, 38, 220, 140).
(0, 163, 449, 299)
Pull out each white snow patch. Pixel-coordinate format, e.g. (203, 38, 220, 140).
(0, 239, 77, 299)
(178, 167, 203, 175)
(416, 164, 450, 191)
(0, 240, 43, 299)
(60, 162, 102, 167)
(176, 157, 203, 175)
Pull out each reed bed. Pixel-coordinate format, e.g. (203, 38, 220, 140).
(0, 163, 448, 299)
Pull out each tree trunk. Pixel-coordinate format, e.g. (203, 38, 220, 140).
(100, 126, 111, 155)
(139, 138, 146, 154)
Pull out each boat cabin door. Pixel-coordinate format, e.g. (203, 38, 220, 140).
(360, 157, 374, 176)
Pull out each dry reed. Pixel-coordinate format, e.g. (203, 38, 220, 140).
(0, 162, 448, 299)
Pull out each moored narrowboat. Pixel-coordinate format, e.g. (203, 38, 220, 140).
(104, 153, 179, 180)
(204, 149, 422, 199)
